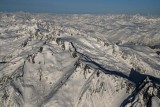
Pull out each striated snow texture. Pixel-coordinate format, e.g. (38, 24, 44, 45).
(0, 12, 160, 107)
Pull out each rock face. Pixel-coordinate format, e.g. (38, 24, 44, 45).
(121, 77, 160, 107)
(0, 13, 160, 107)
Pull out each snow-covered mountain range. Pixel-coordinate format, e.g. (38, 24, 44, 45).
(0, 12, 160, 107)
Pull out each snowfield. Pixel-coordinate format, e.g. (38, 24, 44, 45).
(0, 12, 160, 107)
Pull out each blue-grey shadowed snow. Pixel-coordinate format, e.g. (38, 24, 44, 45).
(0, 0, 160, 15)
(120, 68, 160, 107)
(76, 49, 160, 85)
(78, 52, 160, 107)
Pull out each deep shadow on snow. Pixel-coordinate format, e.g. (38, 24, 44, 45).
(76, 49, 160, 107)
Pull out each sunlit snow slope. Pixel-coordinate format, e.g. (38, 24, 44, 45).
(0, 13, 160, 107)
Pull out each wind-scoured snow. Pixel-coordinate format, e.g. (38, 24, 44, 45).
(0, 12, 160, 107)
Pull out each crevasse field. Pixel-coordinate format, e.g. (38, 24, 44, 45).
(0, 13, 160, 107)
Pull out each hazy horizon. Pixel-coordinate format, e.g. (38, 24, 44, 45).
(0, 0, 160, 15)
